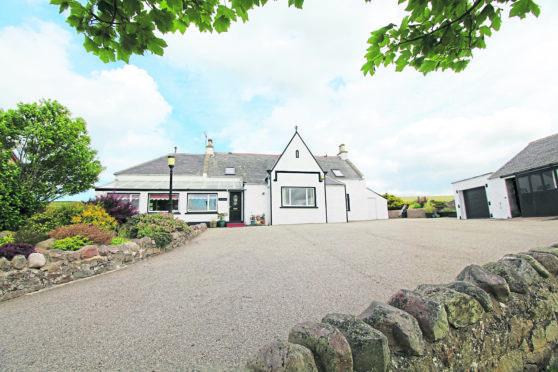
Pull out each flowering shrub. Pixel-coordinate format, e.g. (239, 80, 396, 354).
(71, 204, 117, 231)
(49, 224, 115, 245)
(87, 194, 138, 226)
(121, 213, 190, 248)
(0, 242, 35, 260)
(52, 236, 91, 251)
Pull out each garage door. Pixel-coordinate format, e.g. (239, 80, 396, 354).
(463, 187, 490, 219)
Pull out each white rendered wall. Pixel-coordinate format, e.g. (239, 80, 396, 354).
(343, 179, 388, 221)
(244, 184, 269, 225)
(326, 185, 348, 223)
(452, 174, 511, 219)
(271, 172, 326, 225)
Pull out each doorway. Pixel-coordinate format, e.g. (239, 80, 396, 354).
(229, 192, 242, 222)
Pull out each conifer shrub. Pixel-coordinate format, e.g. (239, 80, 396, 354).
(52, 236, 91, 251)
(0, 242, 35, 260)
(49, 224, 115, 245)
(13, 229, 50, 246)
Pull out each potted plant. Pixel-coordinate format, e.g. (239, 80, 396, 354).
(209, 220, 217, 228)
(260, 213, 265, 225)
(217, 213, 227, 227)
(250, 215, 256, 225)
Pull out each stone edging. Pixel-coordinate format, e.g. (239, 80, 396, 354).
(0, 224, 207, 302)
(247, 243, 558, 371)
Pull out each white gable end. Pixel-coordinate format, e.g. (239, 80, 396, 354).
(272, 132, 323, 174)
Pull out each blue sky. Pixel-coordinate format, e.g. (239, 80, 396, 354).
(1, 0, 557, 199)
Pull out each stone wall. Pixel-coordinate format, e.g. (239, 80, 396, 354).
(388, 209, 427, 218)
(0, 224, 206, 302)
(247, 244, 558, 371)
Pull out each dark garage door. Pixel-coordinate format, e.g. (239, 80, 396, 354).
(464, 187, 490, 219)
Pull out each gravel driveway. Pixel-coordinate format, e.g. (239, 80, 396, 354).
(1, 218, 558, 370)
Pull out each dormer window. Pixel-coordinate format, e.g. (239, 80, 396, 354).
(225, 167, 236, 175)
(331, 169, 344, 177)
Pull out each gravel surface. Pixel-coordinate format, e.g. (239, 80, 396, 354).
(1, 218, 558, 371)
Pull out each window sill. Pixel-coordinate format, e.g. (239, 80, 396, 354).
(148, 211, 181, 215)
(280, 206, 318, 209)
(186, 211, 218, 214)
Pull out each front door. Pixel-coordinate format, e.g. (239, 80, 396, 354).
(229, 192, 242, 222)
(505, 178, 522, 217)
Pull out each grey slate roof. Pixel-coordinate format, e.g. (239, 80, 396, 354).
(113, 152, 363, 184)
(115, 154, 205, 176)
(490, 133, 558, 179)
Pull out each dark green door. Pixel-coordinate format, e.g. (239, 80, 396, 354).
(229, 192, 242, 222)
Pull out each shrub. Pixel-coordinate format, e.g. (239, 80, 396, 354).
(409, 202, 422, 209)
(87, 194, 138, 226)
(121, 213, 190, 248)
(52, 236, 91, 251)
(49, 224, 115, 245)
(109, 237, 131, 245)
(22, 203, 83, 233)
(430, 200, 448, 210)
(0, 232, 15, 246)
(71, 204, 117, 231)
(381, 193, 405, 210)
(13, 229, 50, 246)
(0, 242, 35, 260)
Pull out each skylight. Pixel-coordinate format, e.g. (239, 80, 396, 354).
(331, 169, 344, 177)
(225, 167, 236, 175)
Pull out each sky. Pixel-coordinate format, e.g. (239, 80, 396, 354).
(1, 0, 557, 199)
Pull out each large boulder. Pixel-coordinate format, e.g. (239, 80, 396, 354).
(288, 321, 352, 372)
(79, 245, 99, 260)
(246, 340, 318, 372)
(416, 286, 483, 328)
(0, 257, 11, 272)
(388, 289, 449, 341)
(456, 264, 510, 302)
(11, 255, 27, 270)
(359, 301, 425, 356)
(322, 313, 389, 372)
(28, 253, 46, 269)
(446, 281, 494, 312)
(35, 238, 55, 251)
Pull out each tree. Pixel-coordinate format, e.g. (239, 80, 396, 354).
(381, 193, 405, 210)
(0, 100, 103, 230)
(50, 0, 540, 75)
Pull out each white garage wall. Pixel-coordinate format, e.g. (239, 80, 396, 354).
(452, 173, 511, 219)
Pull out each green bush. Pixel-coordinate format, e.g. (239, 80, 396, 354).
(381, 193, 405, 210)
(430, 200, 448, 210)
(0, 232, 15, 246)
(109, 237, 131, 245)
(52, 235, 91, 251)
(13, 229, 50, 246)
(22, 203, 83, 233)
(409, 202, 422, 209)
(121, 213, 190, 248)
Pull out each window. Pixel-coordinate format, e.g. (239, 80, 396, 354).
(282, 187, 316, 207)
(225, 167, 235, 175)
(108, 193, 140, 209)
(517, 176, 531, 194)
(346, 194, 351, 211)
(542, 170, 557, 190)
(530, 173, 544, 192)
(295, 150, 299, 158)
(331, 169, 344, 177)
(187, 193, 217, 212)
(148, 193, 178, 212)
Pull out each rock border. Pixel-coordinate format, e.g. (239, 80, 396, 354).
(248, 243, 558, 371)
(0, 224, 207, 302)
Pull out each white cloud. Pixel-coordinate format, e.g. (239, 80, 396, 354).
(0, 20, 173, 183)
(162, 0, 558, 196)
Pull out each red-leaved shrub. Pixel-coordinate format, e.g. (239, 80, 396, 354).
(87, 194, 138, 225)
(49, 224, 115, 245)
(0, 243, 35, 260)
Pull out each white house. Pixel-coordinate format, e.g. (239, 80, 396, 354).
(95, 130, 388, 225)
(452, 133, 558, 219)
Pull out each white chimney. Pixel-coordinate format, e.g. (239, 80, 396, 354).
(206, 138, 214, 155)
(338, 143, 348, 160)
